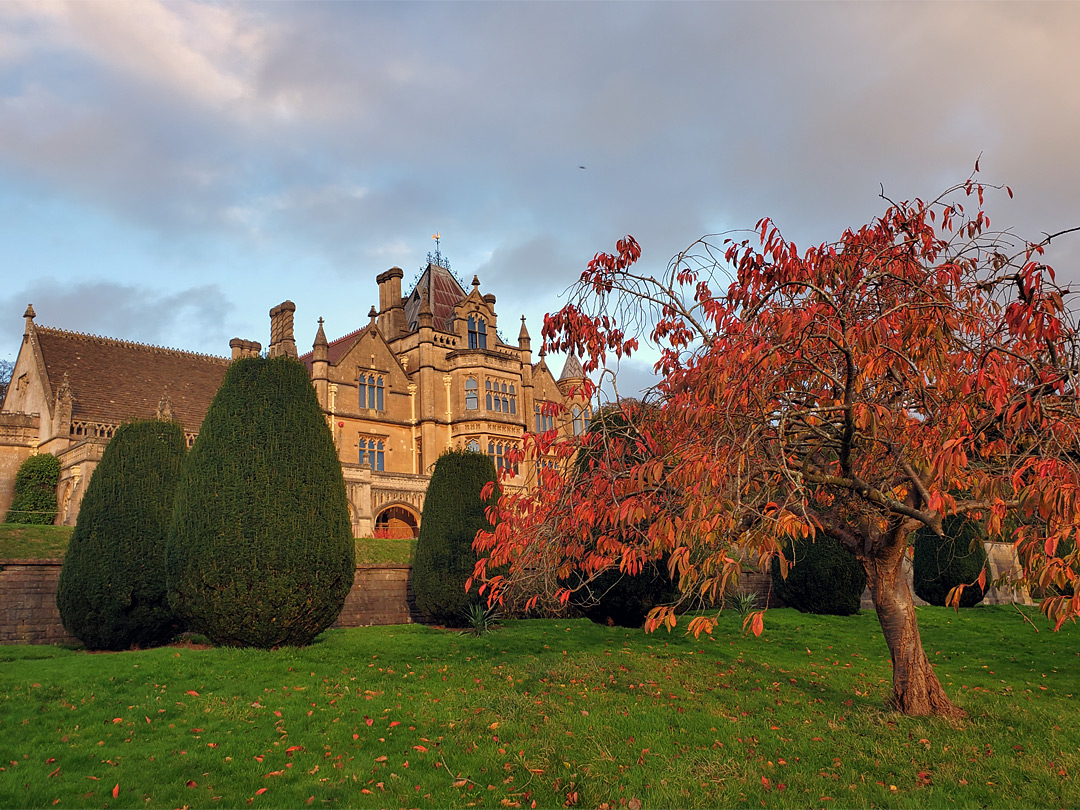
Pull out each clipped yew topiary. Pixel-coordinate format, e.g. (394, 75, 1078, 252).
(913, 515, 988, 607)
(56, 419, 186, 650)
(4, 453, 60, 524)
(771, 532, 867, 615)
(166, 356, 354, 648)
(413, 448, 498, 626)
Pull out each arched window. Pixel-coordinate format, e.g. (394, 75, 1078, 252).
(534, 402, 555, 433)
(465, 378, 478, 410)
(485, 379, 493, 410)
(360, 373, 384, 411)
(466, 439, 480, 453)
(468, 315, 487, 349)
(508, 384, 516, 415)
(572, 406, 589, 436)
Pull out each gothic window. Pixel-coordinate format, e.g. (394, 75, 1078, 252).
(466, 439, 480, 452)
(360, 372, 385, 411)
(465, 378, 478, 410)
(360, 438, 385, 471)
(534, 402, 555, 433)
(484, 379, 516, 414)
(508, 384, 516, 415)
(572, 405, 589, 436)
(468, 315, 488, 349)
(487, 440, 518, 473)
(485, 379, 494, 410)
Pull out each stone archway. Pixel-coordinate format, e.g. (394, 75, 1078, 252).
(374, 504, 420, 539)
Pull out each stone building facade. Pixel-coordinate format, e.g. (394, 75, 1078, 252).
(0, 259, 589, 537)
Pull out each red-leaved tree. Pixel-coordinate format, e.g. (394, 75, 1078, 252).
(472, 171, 1080, 717)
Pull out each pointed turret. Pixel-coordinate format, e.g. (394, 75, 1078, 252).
(312, 317, 329, 409)
(23, 303, 36, 337)
(559, 354, 585, 382)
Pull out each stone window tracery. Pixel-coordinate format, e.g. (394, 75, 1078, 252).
(360, 372, 385, 411)
(468, 315, 487, 349)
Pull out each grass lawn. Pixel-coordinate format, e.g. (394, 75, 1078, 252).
(0, 525, 414, 566)
(0, 606, 1076, 809)
(0, 524, 72, 559)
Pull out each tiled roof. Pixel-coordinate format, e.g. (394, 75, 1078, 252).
(403, 263, 466, 332)
(298, 326, 370, 371)
(559, 354, 585, 381)
(33, 326, 230, 431)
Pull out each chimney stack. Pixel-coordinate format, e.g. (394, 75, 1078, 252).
(229, 338, 263, 360)
(267, 301, 297, 359)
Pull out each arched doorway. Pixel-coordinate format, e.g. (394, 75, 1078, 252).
(374, 504, 420, 539)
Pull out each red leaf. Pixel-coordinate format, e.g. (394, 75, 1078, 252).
(255, 787, 268, 796)
(389, 721, 401, 728)
(112, 784, 120, 798)
(413, 745, 428, 752)
(365, 717, 374, 727)
(186, 690, 199, 697)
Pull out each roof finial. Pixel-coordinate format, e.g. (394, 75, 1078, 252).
(426, 232, 450, 271)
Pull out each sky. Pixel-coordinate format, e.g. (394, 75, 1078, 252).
(2, 0, 1080, 397)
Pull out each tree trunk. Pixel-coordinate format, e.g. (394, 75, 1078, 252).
(863, 543, 966, 718)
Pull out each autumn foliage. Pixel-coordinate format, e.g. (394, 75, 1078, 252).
(474, 170, 1080, 717)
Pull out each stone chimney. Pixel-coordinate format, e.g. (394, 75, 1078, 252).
(376, 267, 405, 336)
(229, 338, 263, 360)
(267, 301, 297, 359)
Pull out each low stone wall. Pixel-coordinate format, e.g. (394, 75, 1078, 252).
(0, 560, 421, 646)
(0, 559, 78, 645)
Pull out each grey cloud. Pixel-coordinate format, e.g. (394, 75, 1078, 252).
(0, 281, 235, 358)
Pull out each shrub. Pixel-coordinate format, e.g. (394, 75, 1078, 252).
(913, 515, 988, 607)
(771, 533, 866, 615)
(413, 448, 498, 626)
(166, 356, 354, 648)
(4, 453, 60, 525)
(577, 558, 679, 628)
(574, 404, 679, 628)
(56, 420, 185, 650)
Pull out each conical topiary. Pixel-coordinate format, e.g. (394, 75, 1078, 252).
(56, 419, 186, 650)
(4, 453, 60, 524)
(413, 448, 498, 626)
(913, 515, 988, 607)
(771, 532, 867, 615)
(166, 356, 355, 648)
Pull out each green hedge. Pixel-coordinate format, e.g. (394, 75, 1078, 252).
(166, 356, 354, 648)
(412, 448, 498, 626)
(4, 453, 60, 525)
(771, 533, 866, 615)
(56, 420, 186, 650)
(913, 515, 988, 607)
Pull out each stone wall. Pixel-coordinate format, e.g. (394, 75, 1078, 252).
(0, 559, 78, 645)
(0, 560, 421, 646)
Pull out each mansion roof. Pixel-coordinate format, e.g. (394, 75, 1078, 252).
(32, 326, 230, 430)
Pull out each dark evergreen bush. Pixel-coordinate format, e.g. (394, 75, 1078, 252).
(578, 558, 679, 628)
(913, 515, 988, 607)
(413, 448, 498, 625)
(573, 405, 679, 627)
(56, 419, 185, 650)
(4, 453, 60, 524)
(771, 532, 866, 615)
(166, 356, 354, 648)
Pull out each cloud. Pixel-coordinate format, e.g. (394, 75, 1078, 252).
(0, 280, 235, 358)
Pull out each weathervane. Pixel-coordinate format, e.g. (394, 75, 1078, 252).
(426, 231, 451, 271)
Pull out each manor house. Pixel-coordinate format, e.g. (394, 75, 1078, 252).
(0, 257, 589, 537)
